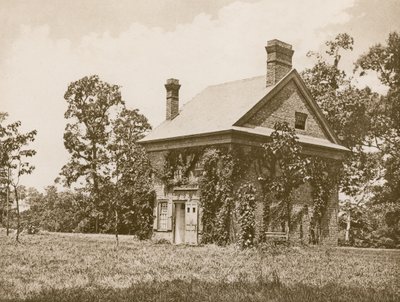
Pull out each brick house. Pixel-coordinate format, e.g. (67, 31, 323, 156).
(139, 40, 348, 245)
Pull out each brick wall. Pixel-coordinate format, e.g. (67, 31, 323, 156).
(147, 145, 339, 246)
(246, 80, 326, 140)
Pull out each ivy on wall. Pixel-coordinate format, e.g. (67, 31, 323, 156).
(159, 124, 343, 247)
(258, 122, 309, 236)
(308, 157, 341, 244)
(236, 183, 257, 248)
(199, 147, 243, 245)
(161, 147, 204, 188)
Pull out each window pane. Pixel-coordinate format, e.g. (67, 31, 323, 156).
(295, 112, 307, 130)
(159, 202, 168, 230)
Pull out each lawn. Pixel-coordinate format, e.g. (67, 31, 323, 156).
(0, 230, 399, 302)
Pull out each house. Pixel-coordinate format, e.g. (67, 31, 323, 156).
(139, 40, 348, 246)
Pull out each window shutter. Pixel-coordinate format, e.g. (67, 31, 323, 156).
(153, 201, 158, 230)
(167, 200, 173, 230)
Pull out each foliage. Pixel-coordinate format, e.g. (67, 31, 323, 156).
(307, 158, 339, 244)
(260, 122, 308, 234)
(25, 186, 92, 233)
(0, 114, 37, 240)
(302, 33, 375, 151)
(161, 147, 204, 188)
(59, 75, 154, 238)
(161, 146, 243, 245)
(107, 108, 154, 240)
(302, 33, 398, 247)
(352, 31, 400, 246)
(60, 75, 124, 232)
(356, 32, 400, 89)
(198, 148, 220, 243)
(339, 200, 400, 248)
(236, 183, 256, 248)
(199, 147, 240, 245)
(355, 32, 400, 200)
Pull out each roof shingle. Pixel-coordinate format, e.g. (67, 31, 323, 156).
(140, 75, 273, 142)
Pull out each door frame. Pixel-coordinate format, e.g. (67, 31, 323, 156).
(172, 200, 185, 244)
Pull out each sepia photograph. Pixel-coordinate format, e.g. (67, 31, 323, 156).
(0, 0, 399, 301)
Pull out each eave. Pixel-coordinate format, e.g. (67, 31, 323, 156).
(138, 129, 349, 160)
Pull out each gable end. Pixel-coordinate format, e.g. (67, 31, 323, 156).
(234, 69, 340, 145)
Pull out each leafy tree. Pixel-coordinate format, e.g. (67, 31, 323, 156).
(353, 32, 400, 247)
(302, 33, 370, 149)
(356, 32, 400, 89)
(25, 186, 92, 233)
(301, 34, 385, 245)
(107, 108, 154, 243)
(261, 122, 308, 237)
(60, 75, 124, 232)
(59, 75, 155, 238)
(355, 32, 400, 205)
(0, 115, 36, 240)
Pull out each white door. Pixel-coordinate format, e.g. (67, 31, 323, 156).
(174, 203, 185, 244)
(185, 201, 198, 244)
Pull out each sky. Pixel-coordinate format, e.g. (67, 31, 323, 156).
(1, 0, 399, 191)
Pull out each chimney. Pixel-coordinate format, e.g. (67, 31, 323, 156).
(165, 78, 181, 120)
(265, 39, 294, 86)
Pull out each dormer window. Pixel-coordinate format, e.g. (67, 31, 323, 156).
(295, 112, 307, 130)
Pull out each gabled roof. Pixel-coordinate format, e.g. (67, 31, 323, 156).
(140, 75, 272, 142)
(139, 69, 348, 153)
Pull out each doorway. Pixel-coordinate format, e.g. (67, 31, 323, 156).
(174, 200, 198, 244)
(174, 202, 186, 244)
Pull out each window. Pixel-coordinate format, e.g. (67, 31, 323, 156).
(174, 169, 182, 180)
(295, 112, 307, 130)
(158, 202, 168, 230)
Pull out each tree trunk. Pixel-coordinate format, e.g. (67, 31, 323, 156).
(92, 142, 99, 233)
(6, 183, 9, 236)
(14, 186, 20, 242)
(115, 209, 119, 247)
(286, 197, 291, 240)
(95, 215, 99, 233)
(345, 210, 351, 243)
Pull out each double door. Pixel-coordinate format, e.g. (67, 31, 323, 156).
(174, 200, 198, 244)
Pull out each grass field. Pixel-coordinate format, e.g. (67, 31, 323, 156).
(0, 230, 399, 302)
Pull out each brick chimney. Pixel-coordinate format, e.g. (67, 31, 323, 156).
(165, 78, 181, 120)
(265, 39, 294, 86)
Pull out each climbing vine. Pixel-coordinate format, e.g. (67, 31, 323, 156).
(199, 147, 243, 245)
(161, 147, 204, 188)
(159, 122, 344, 247)
(258, 122, 309, 238)
(308, 157, 341, 244)
(236, 183, 257, 248)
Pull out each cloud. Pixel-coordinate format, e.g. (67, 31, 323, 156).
(1, 0, 355, 190)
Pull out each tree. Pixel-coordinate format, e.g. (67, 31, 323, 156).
(260, 122, 308, 237)
(25, 186, 93, 233)
(353, 32, 400, 247)
(60, 75, 124, 233)
(301, 34, 386, 245)
(302, 33, 371, 149)
(355, 32, 400, 204)
(106, 108, 153, 244)
(0, 115, 36, 240)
